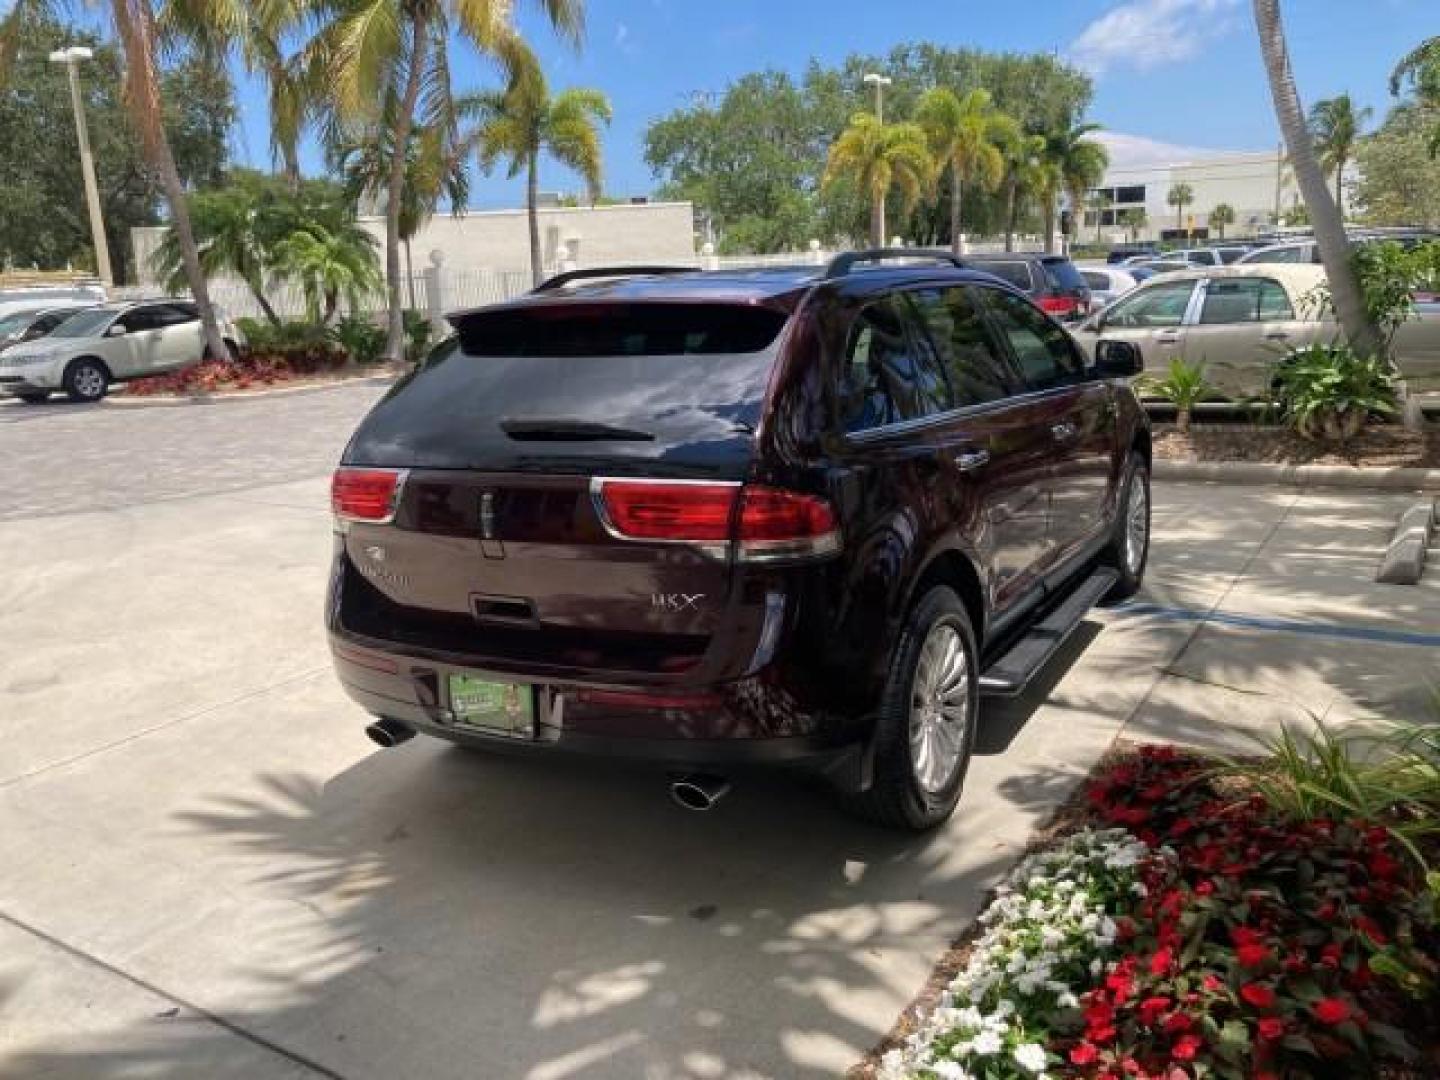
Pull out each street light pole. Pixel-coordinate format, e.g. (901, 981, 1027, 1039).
(862, 73, 894, 247)
(49, 47, 113, 287)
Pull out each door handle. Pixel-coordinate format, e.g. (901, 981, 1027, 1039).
(953, 449, 991, 472)
(1155, 332, 1181, 345)
(1051, 421, 1078, 442)
(1264, 330, 1290, 341)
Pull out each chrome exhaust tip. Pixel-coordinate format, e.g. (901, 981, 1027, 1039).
(668, 773, 731, 811)
(365, 718, 415, 749)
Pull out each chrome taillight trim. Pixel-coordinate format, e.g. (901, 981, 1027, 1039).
(332, 466, 410, 527)
(588, 476, 739, 560)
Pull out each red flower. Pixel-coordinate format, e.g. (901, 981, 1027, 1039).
(1195, 879, 1215, 897)
(1106, 969, 1136, 1002)
(1069, 1042, 1100, 1066)
(1367, 851, 1401, 880)
(1236, 941, 1271, 969)
(1202, 974, 1225, 993)
(1171, 1032, 1203, 1061)
(1149, 947, 1174, 976)
(1163, 1011, 1194, 1036)
(1353, 915, 1388, 947)
(1240, 983, 1276, 1009)
(1320, 942, 1343, 969)
(1139, 995, 1171, 1024)
(1257, 1017, 1286, 1041)
(1312, 998, 1351, 1026)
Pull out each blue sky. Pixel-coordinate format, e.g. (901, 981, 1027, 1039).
(227, 0, 1437, 208)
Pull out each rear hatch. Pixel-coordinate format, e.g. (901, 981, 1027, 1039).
(335, 299, 796, 678)
(1037, 257, 1092, 319)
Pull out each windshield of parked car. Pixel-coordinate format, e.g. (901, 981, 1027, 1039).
(1042, 259, 1088, 291)
(48, 308, 118, 338)
(1105, 280, 1195, 327)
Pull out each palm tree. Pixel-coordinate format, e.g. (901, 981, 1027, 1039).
(1, 0, 230, 359)
(824, 113, 933, 248)
(915, 88, 1013, 255)
(1253, 0, 1381, 359)
(332, 113, 471, 305)
(1167, 182, 1194, 233)
(1088, 189, 1113, 244)
(1120, 207, 1147, 243)
(1209, 203, 1235, 239)
(1390, 36, 1440, 157)
(997, 130, 1047, 252)
(272, 223, 382, 323)
(1046, 121, 1108, 253)
(150, 182, 281, 325)
(311, 0, 583, 360)
(1308, 94, 1372, 212)
(468, 49, 611, 285)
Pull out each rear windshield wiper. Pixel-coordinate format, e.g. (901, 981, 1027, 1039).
(499, 418, 656, 442)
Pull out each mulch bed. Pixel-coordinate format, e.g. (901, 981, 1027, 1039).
(1153, 424, 1440, 469)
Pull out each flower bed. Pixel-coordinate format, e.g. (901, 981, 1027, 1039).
(877, 746, 1439, 1080)
(122, 342, 352, 397)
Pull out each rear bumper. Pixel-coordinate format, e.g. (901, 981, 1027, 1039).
(330, 634, 869, 785)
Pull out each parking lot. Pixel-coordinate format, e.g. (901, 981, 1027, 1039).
(3, 390, 1439, 1079)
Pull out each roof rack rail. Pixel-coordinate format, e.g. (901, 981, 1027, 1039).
(532, 265, 698, 293)
(823, 248, 966, 279)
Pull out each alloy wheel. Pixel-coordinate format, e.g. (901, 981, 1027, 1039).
(907, 621, 971, 794)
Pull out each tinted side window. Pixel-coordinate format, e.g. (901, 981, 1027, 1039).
(977, 262, 1033, 291)
(906, 287, 1017, 406)
(119, 308, 160, 333)
(158, 303, 200, 325)
(977, 288, 1084, 392)
(838, 296, 950, 433)
(1198, 278, 1295, 324)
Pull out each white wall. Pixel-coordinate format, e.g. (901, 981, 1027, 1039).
(1086, 151, 1297, 241)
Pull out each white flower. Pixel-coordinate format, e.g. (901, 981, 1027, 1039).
(971, 1030, 1002, 1056)
(931, 1062, 974, 1080)
(1013, 1042, 1048, 1073)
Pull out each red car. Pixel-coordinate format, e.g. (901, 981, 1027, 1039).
(327, 250, 1151, 830)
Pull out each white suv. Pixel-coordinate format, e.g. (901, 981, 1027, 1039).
(0, 300, 245, 403)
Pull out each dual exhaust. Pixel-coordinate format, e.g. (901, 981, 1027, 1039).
(365, 719, 729, 812)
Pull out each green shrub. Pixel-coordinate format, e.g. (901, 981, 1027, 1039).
(328, 316, 386, 365)
(403, 309, 433, 365)
(1272, 342, 1396, 441)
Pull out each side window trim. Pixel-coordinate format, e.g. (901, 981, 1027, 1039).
(1180, 281, 1207, 327)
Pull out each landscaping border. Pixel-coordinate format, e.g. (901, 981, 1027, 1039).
(1154, 460, 1440, 490)
(103, 370, 399, 408)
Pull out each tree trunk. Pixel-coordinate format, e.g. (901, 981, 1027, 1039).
(383, 10, 429, 362)
(323, 289, 337, 324)
(113, 0, 228, 362)
(1043, 192, 1057, 254)
(1003, 178, 1017, 252)
(527, 151, 544, 285)
(248, 278, 281, 327)
(404, 238, 416, 309)
(949, 170, 962, 255)
(1334, 163, 1344, 215)
(1252, 0, 1383, 359)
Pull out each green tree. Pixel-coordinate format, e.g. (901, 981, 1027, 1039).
(823, 113, 933, 247)
(1253, 0, 1381, 359)
(915, 87, 1013, 254)
(0, 13, 232, 282)
(469, 47, 611, 285)
(1389, 36, 1440, 157)
(272, 220, 382, 323)
(1309, 93, 1371, 212)
(1209, 202, 1235, 239)
(1119, 207, 1147, 242)
(998, 130, 1047, 251)
(1047, 120, 1108, 252)
(308, 0, 582, 360)
(1166, 182, 1194, 232)
(1354, 102, 1440, 227)
(1088, 189, 1113, 244)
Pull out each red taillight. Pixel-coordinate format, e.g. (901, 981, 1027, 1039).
(593, 479, 738, 541)
(1039, 296, 1078, 315)
(332, 467, 405, 523)
(592, 479, 840, 561)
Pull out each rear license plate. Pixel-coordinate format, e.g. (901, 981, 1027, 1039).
(447, 676, 535, 738)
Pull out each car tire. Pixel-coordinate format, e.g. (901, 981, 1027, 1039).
(16, 391, 49, 404)
(63, 358, 109, 403)
(840, 585, 978, 832)
(1101, 452, 1150, 601)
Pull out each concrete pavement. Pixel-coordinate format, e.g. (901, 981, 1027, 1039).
(3, 394, 1438, 1078)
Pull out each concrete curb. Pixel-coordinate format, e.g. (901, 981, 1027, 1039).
(104, 372, 398, 408)
(1154, 459, 1440, 491)
(1376, 500, 1437, 584)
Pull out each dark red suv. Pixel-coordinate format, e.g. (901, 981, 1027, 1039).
(327, 251, 1151, 830)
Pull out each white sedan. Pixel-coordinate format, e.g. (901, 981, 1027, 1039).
(0, 299, 245, 403)
(1078, 266, 1140, 310)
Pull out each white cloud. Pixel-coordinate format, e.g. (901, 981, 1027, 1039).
(614, 22, 638, 55)
(1091, 130, 1253, 168)
(1068, 0, 1243, 76)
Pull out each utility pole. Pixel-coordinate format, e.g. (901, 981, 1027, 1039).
(49, 47, 113, 287)
(862, 73, 893, 246)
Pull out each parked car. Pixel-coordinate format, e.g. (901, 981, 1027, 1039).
(1167, 246, 1253, 266)
(961, 252, 1093, 321)
(0, 299, 245, 403)
(0, 281, 106, 320)
(327, 251, 1152, 830)
(0, 303, 95, 352)
(1071, 263, 1440, 398)
(1079, 266, 1140, 309)
(1237, 229, 1440, 265)
(1107, 244, 1160, 265)
(1128, 258, 1201, 275)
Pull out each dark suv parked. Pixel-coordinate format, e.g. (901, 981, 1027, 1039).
(960, 252, 1093, 321)
(328, 250, 1151, 830)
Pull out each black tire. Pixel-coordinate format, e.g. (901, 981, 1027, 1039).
(16, 391, 49, 404)
(1101, 452, 1150, 601)
(63, 358, 109, 403)
(841, 585, 979, 831)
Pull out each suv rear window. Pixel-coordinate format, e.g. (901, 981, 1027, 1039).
(975, 262, 1033, 291)
(1041, 259, 1087, 292)
(456, 303, 786, 357)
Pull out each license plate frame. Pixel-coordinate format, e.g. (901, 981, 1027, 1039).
(446, 675, 536, 739)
